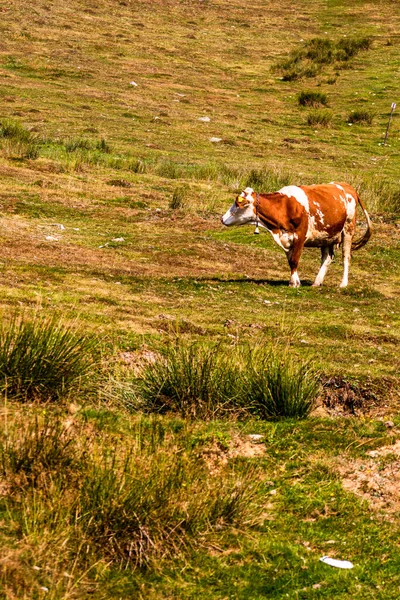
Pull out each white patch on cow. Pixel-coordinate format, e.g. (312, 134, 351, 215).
(279, 186, 309, 212)
(289, 270, 301, 287)
(333, 183, 345, 192)
(270, 231, 294, 252)
(221, 193, 255, 226)
(345, 193, 356, 220)
(316, 209, 325, 224)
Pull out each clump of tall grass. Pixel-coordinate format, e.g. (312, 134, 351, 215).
(2, 412, 261, 575)
(242, 347, 319, 420)
(274, 36, 371, 81)
(137, 342, 240, 418)
(307, 110, 333, 127)
(349, 176, 400, 214)
(298, 90, 328, 107)
(0, 314, 97, 401)
(170, 184, 190, 210)
(136, 341, 318, 420)
(0, 118, 39, 159)
(348, 109, 374, 125)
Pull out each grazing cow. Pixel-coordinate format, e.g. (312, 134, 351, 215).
(221, 182, 372, 288)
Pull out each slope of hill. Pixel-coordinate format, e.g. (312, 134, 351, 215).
(0, 1, 399, 598)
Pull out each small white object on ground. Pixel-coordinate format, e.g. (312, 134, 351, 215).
(111, 237, 125, 242)
(320, 556, 354, 569)
(209, 137, 222, 143)
(45, 236, 59, 241)
(130, 81, 138, 86)
(198, 116, 211, 122)
(248, 434, 264, 442)
(52, 223, 65, 230)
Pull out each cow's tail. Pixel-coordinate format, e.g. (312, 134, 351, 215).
(352, 193, 372, 251)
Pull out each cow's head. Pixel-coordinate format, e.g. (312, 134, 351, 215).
(221, 187, 256, 226)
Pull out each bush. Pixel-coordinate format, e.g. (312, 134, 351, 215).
(348, 110, 374, 125)
(242, 347, 319, 420)
(298, 90, 328, 107)
(0, 314, 97, 401)
(307, 109, 333, 127)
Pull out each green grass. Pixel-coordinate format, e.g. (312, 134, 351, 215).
(0, 313, 97, 401)
(0, 0, 399, 597)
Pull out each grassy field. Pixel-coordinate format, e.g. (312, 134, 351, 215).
(0, 0, 400, 598)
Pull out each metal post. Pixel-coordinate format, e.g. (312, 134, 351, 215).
(383, 102, 396, 146)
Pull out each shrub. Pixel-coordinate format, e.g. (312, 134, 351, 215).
(242, 347, 319, 420)
(307, 109, 333, 127)
(0, 314, 97, 401)
(298, 90, 328, 107)
(348, 110, 374, 125)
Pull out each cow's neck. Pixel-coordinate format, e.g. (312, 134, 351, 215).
(255, 193, 286, 231)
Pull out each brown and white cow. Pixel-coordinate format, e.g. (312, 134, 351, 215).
(221, 182, 372, 287)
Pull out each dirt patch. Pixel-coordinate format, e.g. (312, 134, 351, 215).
(200, 434, 265, 475)
(338, 439, 400, 515)
(320, 376, 396, 417)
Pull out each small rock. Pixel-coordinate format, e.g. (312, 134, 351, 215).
(45, 236, 58, 241)
(129, 81, 138, 86)
(209, 137, 222, 143)
(198, 116, 211, 122)
(269, 489, 277, 495)
(248, 434, 264, 442)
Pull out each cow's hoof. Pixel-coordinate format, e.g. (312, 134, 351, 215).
(312, 282, 322, 287)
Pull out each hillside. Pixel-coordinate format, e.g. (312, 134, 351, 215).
(0, 1, 400, 598)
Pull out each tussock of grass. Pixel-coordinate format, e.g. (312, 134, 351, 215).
(0, 118, 39, 159)
(275, 36, 371, 81)
(242, 347, 319, 420)
(0, 314, 97, 401)
(2, 412, 261, 576)
(170, 185, 189, 210)
(348, 109, 374, 124)
(306, 109, 333, 127)
(137, 342, 240, 418)
(298, 90, 328, 107)
(136, 341, 318, 420)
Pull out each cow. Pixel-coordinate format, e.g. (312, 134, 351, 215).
(221, 182, 372, 288)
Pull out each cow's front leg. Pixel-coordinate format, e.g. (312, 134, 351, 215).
(287, 244, 303, 288)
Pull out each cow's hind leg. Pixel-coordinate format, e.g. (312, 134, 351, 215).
(312, 245, 334, 287)
(340, 229, 353, 288)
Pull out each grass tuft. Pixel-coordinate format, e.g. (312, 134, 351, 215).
(306, 109, 333, 127)
(243, 346, 319, 420)
(0, 314, 97, 402)
(298, 90, 328, 107)
(0, 118, 39, 159)
(274, 36, 371, 81)
(348, 109, 374, 124)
